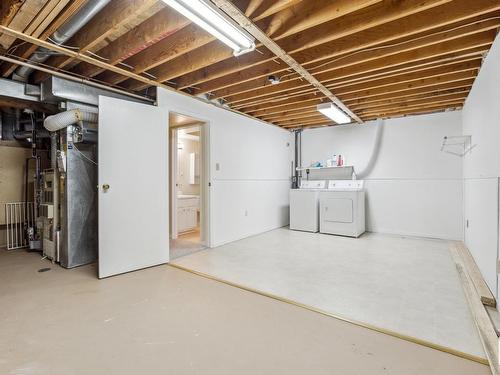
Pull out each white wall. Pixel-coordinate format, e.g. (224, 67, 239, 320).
(301, 111, 463, 240)
(158, 88, 293, 247)
(462, 32, 500, 299)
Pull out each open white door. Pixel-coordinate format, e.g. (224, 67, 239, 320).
(98, 96, 169, 278)
(169, 128, 179, 239)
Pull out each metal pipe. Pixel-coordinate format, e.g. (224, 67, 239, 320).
(24, 157, 34, 244)
(14, 0, 111, 81)
(292, 129, 302, 189)
(50, 132, 59, 261)
(0, 56, 154, 103)
(14, 129, 50, 139)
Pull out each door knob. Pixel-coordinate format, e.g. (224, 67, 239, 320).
(102, 184, 110, 191)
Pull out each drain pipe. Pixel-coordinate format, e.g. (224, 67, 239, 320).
(13, 0, 110, 81)
(292, 129, 302, 189)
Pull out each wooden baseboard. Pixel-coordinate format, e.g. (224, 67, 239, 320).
(450, 243, 499, 375)
(456, 242, 496, 307)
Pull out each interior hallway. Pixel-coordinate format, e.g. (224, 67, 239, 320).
(170, 228, 206, 260)
(0, 250, 488, 375)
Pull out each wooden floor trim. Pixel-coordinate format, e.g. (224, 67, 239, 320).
(456, 242, 496, 307)
(450, 242, 499, 375)
(169, 262, 488, 366)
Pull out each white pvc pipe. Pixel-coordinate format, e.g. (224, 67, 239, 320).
(44, 109, 98, 132)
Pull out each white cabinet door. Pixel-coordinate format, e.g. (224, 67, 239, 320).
(98, 96, 169, 278)
(177, 208, 186, 232)
(186, 207, 197, 229)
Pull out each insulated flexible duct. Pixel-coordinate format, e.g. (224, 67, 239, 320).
(355, 118, 384, 179)
(44, 109, 98, 132)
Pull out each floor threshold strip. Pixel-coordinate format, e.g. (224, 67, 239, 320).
(169, 263, 488, 366)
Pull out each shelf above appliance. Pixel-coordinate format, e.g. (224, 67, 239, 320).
(296, 166, 354, 171)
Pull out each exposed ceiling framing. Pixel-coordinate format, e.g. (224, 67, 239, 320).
(0, 0, 499, 129)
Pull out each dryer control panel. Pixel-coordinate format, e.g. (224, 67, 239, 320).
(327, 180, 364, 191)
(300, 180, 326, 189)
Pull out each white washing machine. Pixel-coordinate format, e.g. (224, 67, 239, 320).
(289, 180, 326, 232)
(319, 180, 365, 237)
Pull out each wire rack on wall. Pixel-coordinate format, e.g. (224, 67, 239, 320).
(440, 135, 474, 157)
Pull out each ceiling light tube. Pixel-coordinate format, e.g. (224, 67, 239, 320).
(317, 103, 352, 124)
(162, 0, 255, 56)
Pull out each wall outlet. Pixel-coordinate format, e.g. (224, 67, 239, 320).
(244, 210, 248, 217)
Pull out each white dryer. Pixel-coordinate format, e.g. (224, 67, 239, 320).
(289, 180, 326, 232)
(319, 180, 365, 237)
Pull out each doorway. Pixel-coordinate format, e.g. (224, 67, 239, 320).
(169, 112, 209, 260)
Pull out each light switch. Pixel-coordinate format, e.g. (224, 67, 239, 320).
(215, 163, 220, 171)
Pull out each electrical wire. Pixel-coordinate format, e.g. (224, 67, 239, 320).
(86, 50, 110, 61)
(118, 61, 134, 69)
(47, 37, 80, 50)
(6, 41, 27, 55)
(142, 71, 157, 79)
(72, 143, 98, 165)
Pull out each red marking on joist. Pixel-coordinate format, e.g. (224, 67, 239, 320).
(117, 28, 182, 63)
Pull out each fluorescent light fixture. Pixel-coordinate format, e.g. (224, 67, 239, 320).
(317, 103, 351, 124)
(162, 0, 255, 56)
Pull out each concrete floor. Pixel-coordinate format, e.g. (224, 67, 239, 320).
(173, 228, 485, 359)
(0, 250, 489, 375)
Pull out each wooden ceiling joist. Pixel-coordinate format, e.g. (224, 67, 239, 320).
(212, 0, 362, 123)
(0, 0, 45, 50)
(260, 90, 470, 122)
(245, 0, 304, 22)
(0, 1, 25, 27)
(230, 51, 486, 109)
(91, 23, 214, 87)
(31, 0, 160, 83)
(53, 7, 189, 82)
(125, 0, 381, 93)
(224, 43, 490, 106)
(263, 0, 383, 39)
(190, 7, 500, 97)
(173, 0, 453, 91)
(0, 94, 57, 113)
(360, 103, 463, 121)
(253, 70, 476, 113)
(184, 0, 499, 96)
(343, 80, 475, 106)
(357, 96, 468, 117)
(0, 0, 87, 77)
(1, 0, 499, 126)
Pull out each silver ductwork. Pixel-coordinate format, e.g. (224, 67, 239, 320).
(13, 0, 110, 81)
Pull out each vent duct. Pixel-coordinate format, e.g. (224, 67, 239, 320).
(13, 0, 110, 82)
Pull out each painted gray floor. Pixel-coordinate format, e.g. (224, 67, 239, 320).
(1, 250, 489, 375)
(173, 228, 485, 359)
